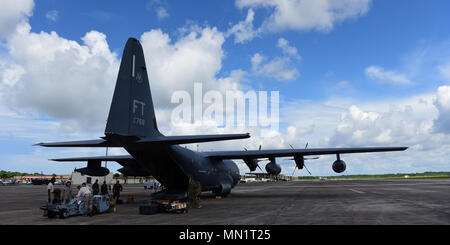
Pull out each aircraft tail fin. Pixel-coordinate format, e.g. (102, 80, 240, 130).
(105, 38, 161, 138)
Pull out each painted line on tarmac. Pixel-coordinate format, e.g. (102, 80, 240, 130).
(349, 189, 365, 194)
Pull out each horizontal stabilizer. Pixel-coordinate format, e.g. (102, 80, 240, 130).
(51, 155, 133, 162)
(34, 139, 122, 147)
(137, 133, 250, 145)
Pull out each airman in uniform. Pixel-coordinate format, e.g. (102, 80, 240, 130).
(187, 178, 196, 208)
(194, 180, 202, 208)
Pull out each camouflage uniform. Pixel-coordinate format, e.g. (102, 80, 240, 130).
(61, 185, 74, 204)
(82, 193, 93, 215)
(187, 179, 196, 208)
(194, 181, 202, 208)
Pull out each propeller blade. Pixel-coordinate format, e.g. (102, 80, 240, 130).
(304, 164, 312, 175)
(259, 145, 262, 151)
(257, 164, 263, 171)
(291, 165, 297, 176)
(305, 157, 319, 160)
(305, 142, 308, 149)
(283, 158, 295, 161)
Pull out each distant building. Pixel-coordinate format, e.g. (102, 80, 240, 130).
(242, 173, 293, 182)
(71, 172, 114, 185)
(71, 172, 154, 185)
(14, 175, 71, 183)
(113, 175, 155, 184)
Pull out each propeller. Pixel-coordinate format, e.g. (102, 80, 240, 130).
(287, 143, 318, 176)
(244, 145, 264, 171)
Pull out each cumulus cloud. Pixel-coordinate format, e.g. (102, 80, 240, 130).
(1, 0, 449, 177)
(433, 86, 450, 134)
(365, 66, 411, 85)
(326, 86, 450, 151)
(235, 0, 371, 33)
(329, 105, 433, 147)
(226, 8, 260, 43)
(0, 0, 34, 39)
(0, 19, 247, 136)
(0, 22, 119, 133)
(140, 26, 244, 109)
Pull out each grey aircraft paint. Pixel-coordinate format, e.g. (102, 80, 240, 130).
(37, 38, 407, 198)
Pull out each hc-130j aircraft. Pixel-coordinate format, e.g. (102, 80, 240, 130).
(36, 38, 407, 197)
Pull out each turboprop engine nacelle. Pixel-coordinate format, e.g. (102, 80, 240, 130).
(293, 155, 304, 169)
(332, 160, 346, 173)
(265, 158, 281, 175)
(75, 160, 109, 176)
(243, 158, 259, 172)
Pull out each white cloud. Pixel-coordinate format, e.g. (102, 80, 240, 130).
(329, 104, 432, 146)
(45, 10, 58, 22)
(0, 18, 246, 136)
(251, 54, 299, 81)
(326, 90, 445, 148)
(433, 86, 450, 134)
(140, 26, 244, 110)
(235, 0, 371, 33)
(251, 39, 300, 81)
(156, 7, 169, 20)
(279, 90, 450, 176)
(0, 0, 34, 39)
(1, 0, 450, 177)
(277, 37, 300, 60)
(226, 8, 260, 43)
(365, 66, 411, 85)
(0, 22, 119, 133)
(146, 0, 169, 20)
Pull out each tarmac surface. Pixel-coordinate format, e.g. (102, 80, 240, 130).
(1, 178, 450, 225)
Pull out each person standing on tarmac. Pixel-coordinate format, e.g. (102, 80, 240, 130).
(194, 180, 202, 208)
(92, 179, 99, 195)
(112, 181, 123, 203)
(187, 178, 196, 208)
(101, 181, 109, 195)
(61, 181, 74, 204)
(77, 182, 93, 216)
(47, 177, 56, 204)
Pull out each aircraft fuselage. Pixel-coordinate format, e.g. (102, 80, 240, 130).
(125, 145, 240, 194)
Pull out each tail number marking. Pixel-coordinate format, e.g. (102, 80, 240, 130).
(133, 99, 146, 126)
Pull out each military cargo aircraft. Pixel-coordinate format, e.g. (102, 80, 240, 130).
(36, 38, 407, 197)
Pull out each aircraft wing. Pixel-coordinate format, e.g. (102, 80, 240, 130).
(203, 147, 408, 159)
(34, 139, 122, 147)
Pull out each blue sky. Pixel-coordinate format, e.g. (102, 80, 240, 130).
(28, 0, 450, 98)
(1, 0, 450, 176)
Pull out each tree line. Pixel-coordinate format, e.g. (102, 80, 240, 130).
(0, 170, 45, 179)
